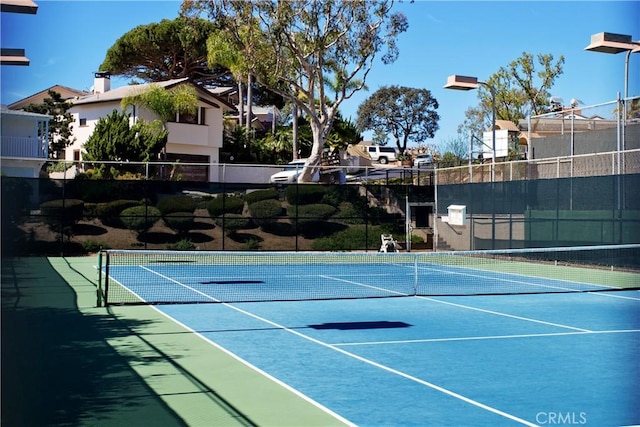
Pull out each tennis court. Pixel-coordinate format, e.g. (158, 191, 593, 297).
(99, 246, 640, 426)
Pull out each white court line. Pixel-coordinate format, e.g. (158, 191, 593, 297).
(332, 329, 640, 347)
(417, 295, 593, 332)
(141, 268, 538, 427)
(320, 274, 593, 332)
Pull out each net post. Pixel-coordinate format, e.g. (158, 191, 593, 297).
(103, 251, 110, 306)
(96, 250, 103, 307)
(413, 255, 418, 295)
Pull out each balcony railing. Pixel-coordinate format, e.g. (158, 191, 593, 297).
(1, 136, 48, 159)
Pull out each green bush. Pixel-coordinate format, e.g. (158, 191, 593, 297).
(214, 213, 252, 234)
(164, 211, 195, 234)
(287, 203, 336, 220)
(332, 202, 364, 224)
(244, 188, 279, 204)
(40, 199, 84, 228)
(167, 239, 196, 250)
(96, 199, 141, 226)
(120, 206, 161, 234)
(248, 199, 284, 228)
(157, 195, 196, 215)
(311, 225, 387, 251)
(206, 195, 244, 217)
(82, 239, 109, 252)
(285, 185, 326, 205)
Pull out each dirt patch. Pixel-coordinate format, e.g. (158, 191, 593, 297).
(19, 208, 317, 253)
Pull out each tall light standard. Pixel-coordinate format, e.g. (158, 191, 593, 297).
(585, 32, 640, 102)
(444, 75, 497, 249)
(585, 32, 640, 158)
(444, 75, 497, 182)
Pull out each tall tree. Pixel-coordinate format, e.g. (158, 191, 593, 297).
(459, 52, 564, 139)
(183, 0, 408, 181)
(100, 16, 231, 87)
(356, 85, 439, 154)
(22, 90, 75, 159)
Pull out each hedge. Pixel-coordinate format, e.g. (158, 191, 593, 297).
(157, 195, 197, 215)
(206, 195, 244, 217)
(163, 211, 195, 234)
(285, 185, 326, 205)
(244, 188, 279, 204)
(120, 206, 161, 234)
(248, 199, 284, 228)
(214, 213, 252, 234)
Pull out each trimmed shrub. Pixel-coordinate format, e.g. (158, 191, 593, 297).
(214, 213, 252, 234)
(244, 188, 279, 204)
(332, 202, 364, 224)
(120, 206, 161, 234)
(285, 185, 326, 205)
(157, 195, 196, 215)
(206, 195, 244, 217)
(287, 203, 336, 221)
(311, 225, 387, 251)
(40, 199, 84, 228)
(96, 199, 141, 226)
(248, 199, 284, 228)
(164, 211, 195, 234)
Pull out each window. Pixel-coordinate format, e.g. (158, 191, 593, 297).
(79, 118, 87, 127)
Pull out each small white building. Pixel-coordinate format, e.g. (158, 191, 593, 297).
(66, 74, 236, 181)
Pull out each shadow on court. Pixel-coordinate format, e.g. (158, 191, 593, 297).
(0, 258, 187, 427)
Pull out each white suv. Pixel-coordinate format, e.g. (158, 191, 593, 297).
(366, 146, 398, 164)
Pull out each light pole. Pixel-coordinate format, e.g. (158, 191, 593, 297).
(444, 75, 497, 182)
(444, 75, 497, 249)
(585, 32, 640, 158)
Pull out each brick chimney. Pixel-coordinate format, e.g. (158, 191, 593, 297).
(93, 72, 111, 93)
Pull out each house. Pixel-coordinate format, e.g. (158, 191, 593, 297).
(66, 73, 236, 181)
(0, 106, 50, 177)
(208, 85, 281, 134)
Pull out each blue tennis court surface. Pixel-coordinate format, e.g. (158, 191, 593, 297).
(154, 292, 639, 426)
(100, 249, 640, 426)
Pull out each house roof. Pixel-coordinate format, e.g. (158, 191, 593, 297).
(1, 106, 51, 119)
(73, 78, 236, 112)
(494, 120, 520, 132)
(7, 85, 89, 110)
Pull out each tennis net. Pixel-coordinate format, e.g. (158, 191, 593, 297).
(97, 244, 640, 306)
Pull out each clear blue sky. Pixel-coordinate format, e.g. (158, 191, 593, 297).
(2, 1, 638, 150)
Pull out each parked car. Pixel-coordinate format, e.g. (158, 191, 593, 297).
(269, 159, 319, 183)
(366, 146, 398, 164)
(413, 153, 433, 168)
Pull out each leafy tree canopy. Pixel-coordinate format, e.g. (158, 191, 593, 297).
(22, 90, 75, 158)
(100, 16, 231, 87)
(83, 110, 167, 163)
(356, 85, 439, 153)
(121, 84, 199, 124)
(458, 52, 565, 139)
(183, 0, 408, 181)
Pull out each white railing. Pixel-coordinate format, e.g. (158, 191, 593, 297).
(1, 136, 48, 159)
(437, 149, 640, 185)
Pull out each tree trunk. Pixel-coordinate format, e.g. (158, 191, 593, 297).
(297, 119, 325, 182)
(292, 103, 299, 160)
(246, 74, 253, 133)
